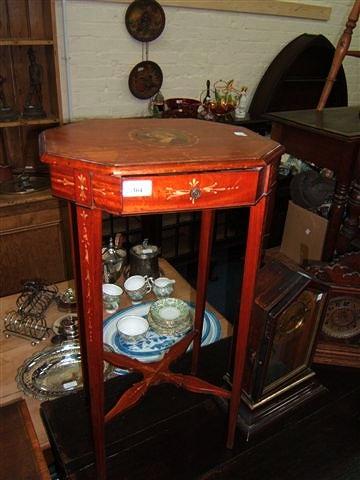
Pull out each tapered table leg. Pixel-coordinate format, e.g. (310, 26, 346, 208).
(75, 206, 106, 480)
(226, 195, 269, 449)
(68, 203, 88, 390)
(191, 209, 215, 375)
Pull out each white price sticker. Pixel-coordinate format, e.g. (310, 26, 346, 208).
(123, 180, 153, 197)
(63, 380, 78, 390)
(233, 131, 247, 136)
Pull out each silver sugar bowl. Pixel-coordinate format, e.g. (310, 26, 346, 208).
(129, 239, 160, 279)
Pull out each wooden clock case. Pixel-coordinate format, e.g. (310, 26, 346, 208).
(226, 259, 328, 438)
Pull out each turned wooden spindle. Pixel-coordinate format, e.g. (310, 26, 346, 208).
(317, 0, 360, 111)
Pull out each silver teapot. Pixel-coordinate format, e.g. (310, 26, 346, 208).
(129, 239, 160, 279)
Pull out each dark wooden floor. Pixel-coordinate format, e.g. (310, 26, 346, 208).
(203, 365, 360, 480)
(41, 338, 360, 480)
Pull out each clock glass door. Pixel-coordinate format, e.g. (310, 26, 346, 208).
(263, 289, 323, 393)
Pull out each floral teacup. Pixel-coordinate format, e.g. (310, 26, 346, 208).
(124, 275, 151, 304)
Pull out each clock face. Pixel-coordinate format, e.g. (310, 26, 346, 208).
(277, 291, 315, 337)
(322, 296, 360, 339)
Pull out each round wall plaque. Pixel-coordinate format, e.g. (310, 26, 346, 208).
(128, 60, 163, 99)
(125, 0, 165, 42)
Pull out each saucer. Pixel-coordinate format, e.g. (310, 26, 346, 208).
(147, 310, 192, 336)
(150, 298, 190, 327)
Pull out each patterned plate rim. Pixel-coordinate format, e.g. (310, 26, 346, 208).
(103, 301, 220, 359)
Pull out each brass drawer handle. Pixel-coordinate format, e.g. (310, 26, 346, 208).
(190, 186, 201, 201)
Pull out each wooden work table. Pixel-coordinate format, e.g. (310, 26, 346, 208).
(40, 117, 283, 479)
(0, 258, 231, 449)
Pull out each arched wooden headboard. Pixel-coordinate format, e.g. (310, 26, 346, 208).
(249, 34, 348, 118)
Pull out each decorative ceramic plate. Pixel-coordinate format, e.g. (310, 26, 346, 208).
(125, 0, 165, 42)
(322, 296, 360, 339)
(128, 60, 163, 99)
(103, 302, 220, 371)
(16, 341, 114, 400)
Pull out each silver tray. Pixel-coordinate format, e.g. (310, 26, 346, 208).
(16, 341, 114, 400)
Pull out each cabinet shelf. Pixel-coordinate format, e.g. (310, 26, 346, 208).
(0, 0, 62, 171)
(0, 117, 59, 128)
(0, 0, 68, 298)
(0, 38, 53, 46)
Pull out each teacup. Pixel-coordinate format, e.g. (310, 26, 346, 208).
(117, 315, 149, 343)
(124, 275, 151, 304)
(151, 277, 175, 299)
(102, 283, 123, 313)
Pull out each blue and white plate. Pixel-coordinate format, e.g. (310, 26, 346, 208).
(103, 302, 220, 373)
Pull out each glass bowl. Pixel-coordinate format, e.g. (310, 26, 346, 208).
(164, 98, 201, 118)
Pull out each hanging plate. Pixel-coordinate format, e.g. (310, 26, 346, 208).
(125, 0, 165, 42)
(129, 60, 163, 99)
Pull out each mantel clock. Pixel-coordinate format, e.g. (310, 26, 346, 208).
(226, 259, 327, 438)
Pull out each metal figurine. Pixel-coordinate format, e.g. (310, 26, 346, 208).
(0, 75, 18, 121)
(23, 48, 46, 118)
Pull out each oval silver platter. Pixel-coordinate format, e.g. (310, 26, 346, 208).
(16, 341, 114, 400)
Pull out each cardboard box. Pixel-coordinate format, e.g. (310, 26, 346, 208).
(280, 201, 328, 265)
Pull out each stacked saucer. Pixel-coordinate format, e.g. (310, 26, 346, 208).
(148, 297, 192, 336)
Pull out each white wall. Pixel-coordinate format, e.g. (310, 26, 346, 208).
(55, 0, 360, 121)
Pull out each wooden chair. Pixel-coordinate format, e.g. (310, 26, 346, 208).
(315, 0, 360, 257)
(317, 0, 360, 111)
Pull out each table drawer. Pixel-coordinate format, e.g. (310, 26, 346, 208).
(121, 170, 261, 214)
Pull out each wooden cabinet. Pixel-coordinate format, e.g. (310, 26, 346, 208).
(0, 0, 62, 171)
(248, 34, 348, 120)
(0, 192, 72, 296)
(0, 0, 71, 296)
